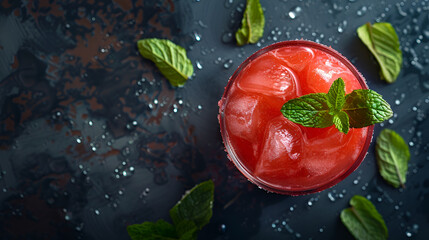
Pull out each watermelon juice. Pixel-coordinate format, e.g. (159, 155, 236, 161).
(218, 40, 374, 195)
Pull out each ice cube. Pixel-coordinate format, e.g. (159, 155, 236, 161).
(273, 46, 315, 72)
(237, 53, 299, 101)
(255, 116, 303, 179)
(224, 92, 268, 142)
(304, 51, 361, 94)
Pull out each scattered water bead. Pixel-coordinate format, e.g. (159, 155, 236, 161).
(223, 59, 233, 69)
(219, 223, 226, 233)
(75, 223, 84, 231)
(214, 57, 222, 64)
(94, 209, 100, 215)
(288, 6, 302, 19)
(222, 32, 234, 43)
(357, 6, 368, 16)
(196, 60, 203, 70)
(328, 192, 335, 202)
(337, 20, 348, 33)
(224, 0, 234, 9)
(193, 32, 202, 42)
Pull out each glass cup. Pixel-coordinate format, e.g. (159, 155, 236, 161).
(219, 40, 374, 195)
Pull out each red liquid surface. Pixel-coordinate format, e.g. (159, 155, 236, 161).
(219, 41, 371, 194)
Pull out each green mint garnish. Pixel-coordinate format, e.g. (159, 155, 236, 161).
(127, 220, 177, 240)
(327, 77, 346, 113)
(342, 89, 393, 128)
(127, 180, 214, 240)
(376, 129, 410, 188)
(357, 22, 402, 83)
(341, 195, 388, 240)
(137, 38, 194, 87)
(281, 78, 393, 134)
(235, 0, 265, 46)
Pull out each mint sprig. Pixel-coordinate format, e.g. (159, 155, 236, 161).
(341, 195, 388, 240)
(281, 78, 393, 134)
(137, 38, 194, 87)
(357, 22, 402, 83)
(127, 180, 214, 240)
(376, 129, 410, 188)
(235, 0, 265, 46)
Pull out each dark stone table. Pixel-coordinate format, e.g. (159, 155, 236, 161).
(0, 0, 428, 239)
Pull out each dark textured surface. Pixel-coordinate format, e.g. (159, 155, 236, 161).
(0, 0, 428, 239)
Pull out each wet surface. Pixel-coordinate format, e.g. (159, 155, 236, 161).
(0, 0, 428, 239)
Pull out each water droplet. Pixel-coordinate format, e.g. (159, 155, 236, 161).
(197, 105, 203, 110)
(75, 222, 84, 231)
(328, 192, 336, 202)
(222, 32, 233, 43)
(195, 60, 203, 70)
(224, 0, 234, 9)
(193, 32, 202, 41)
(88, 120, 93, 126)
(288, 6, 302, 19)
(337, 20, 348, 33)
(357, 6, 368, 16)
(142, 187, 150, 197)
(223, 59, 233, 69)
(219, 223, 226, 233)
(94, 209, 100, 215)
(395, 99, 401, 105)
(214, 57, 222, 64)
(396, 3, 408, 17)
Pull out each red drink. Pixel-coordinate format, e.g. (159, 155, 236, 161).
(219, 40, 374, 195)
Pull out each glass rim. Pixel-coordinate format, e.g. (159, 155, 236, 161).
(219, 40, 374, 195)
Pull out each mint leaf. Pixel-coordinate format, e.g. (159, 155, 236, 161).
(235, 0, 265, 46)
(281, 78, 392, 133)
(343, 89, 393, 128)
(137, 38, 194, 87)
(341, 195, 388, 240)
(357, 22, 402, 83)
(327, 78, 346, 113)
(126, 180, 214, 240)
(175, 220, 198, 240)
(127, 220, 177, 240)
(281, 93, 334, 128)
(333, 111, 350, 134)
(170, 180, 214, 230)
(376, 129, 410, 188)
